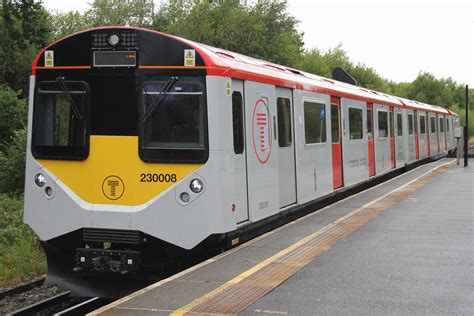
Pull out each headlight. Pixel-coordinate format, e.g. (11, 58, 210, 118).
(45, 186, 53, 197)
(35, 173, 46, 187)
(108, 34, 120, 46)
(180, 192, 190, 203)
(190, 179, 204, 193)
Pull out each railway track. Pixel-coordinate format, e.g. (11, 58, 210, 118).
(0, 276, 46, 300)
(6, 291, 112, 316)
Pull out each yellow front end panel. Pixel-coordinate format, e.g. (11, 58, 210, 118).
(39, 136, 202, 206)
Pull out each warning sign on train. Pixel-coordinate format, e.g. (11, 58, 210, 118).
(252, 98, 272, 164)
(44, 50, 54, 67)
(184, 49, 195, 67)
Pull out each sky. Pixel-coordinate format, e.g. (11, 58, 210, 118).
(42, 0, 473, 86)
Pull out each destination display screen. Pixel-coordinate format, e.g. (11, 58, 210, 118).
(93, 51, 136, 67)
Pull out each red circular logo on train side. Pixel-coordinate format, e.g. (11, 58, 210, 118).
(252, 98, 272, 164)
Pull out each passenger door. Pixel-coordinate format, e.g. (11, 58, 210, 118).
(331, 97, 344, 187)
(374, 104, 391, 174)
(231, 80, 249, 223)
(244, 81, 279, 222)
(276, 87, 296, 208)
(389, 106, 396, 168)
(341, 98, 368, 187)
(367, 102, 375, 177)
(407, 110, 416, 161)
(395, 107, 404, 166)
(414, 110, 419, 159)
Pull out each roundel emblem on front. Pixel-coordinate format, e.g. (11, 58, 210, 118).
(102, 175, 125, 200)
(252, 98, 272, 164)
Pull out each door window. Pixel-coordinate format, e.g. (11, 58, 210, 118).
(366, 108, 373, 140)
(277, 98, 292, 147)
(348, 108, 363, 140)
(420, 115, 426, 134)
(304, 101, 326, 144)
(232, 91, 244, 154)
(378, 110, 388, 138)
(430, 116, 436, 133)
(331, 104, 340, 143)
(397, 113, 403, 136)
(390, 110, 394, 138)
(408, 114, 414, 135)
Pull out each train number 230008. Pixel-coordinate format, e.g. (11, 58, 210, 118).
(140, 173, 177, 183)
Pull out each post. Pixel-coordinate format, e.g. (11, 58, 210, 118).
(464, 85, 469, 167)
(457, 137, 460, 165)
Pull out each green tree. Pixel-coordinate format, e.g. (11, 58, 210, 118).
(51, 0, 155, 40)
(0, 128, 26, 194)
(153, 0, 304, 67)
(297, 44, 393, 93)
(89, 0, 154, 27)
(393, 72, 472, 110)
(0, 0, 52, 94)
(51, 10, 93, 40)
(0, 85, 26, 148)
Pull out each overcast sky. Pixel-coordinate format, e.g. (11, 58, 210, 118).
(42, 0, 473, 86)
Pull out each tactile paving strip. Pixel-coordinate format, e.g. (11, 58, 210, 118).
(172, 162, 453, 316)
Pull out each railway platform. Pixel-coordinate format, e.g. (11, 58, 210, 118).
(91, 158, 473, 315)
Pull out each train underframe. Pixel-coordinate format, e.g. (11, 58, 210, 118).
(41, 229, 225, 298)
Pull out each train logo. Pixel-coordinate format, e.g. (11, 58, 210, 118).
(252, 98, 272, 164)
(102, 175, 125, 200)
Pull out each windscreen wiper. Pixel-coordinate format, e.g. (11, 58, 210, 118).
(56, 77, 84, 122)
(141, 76, 179, 122)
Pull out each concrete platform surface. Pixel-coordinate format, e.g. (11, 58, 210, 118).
(242, 160, 473, 315)
(91, 159, 473, 315)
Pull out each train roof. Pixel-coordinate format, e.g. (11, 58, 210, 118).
(397, 97, 450, 114)
(33, 26, 453, 115)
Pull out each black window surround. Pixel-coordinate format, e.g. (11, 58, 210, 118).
(138, 78, 209, 164)
(32, 80, 90, 161)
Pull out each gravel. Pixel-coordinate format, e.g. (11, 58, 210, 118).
(0, 284, 61, 315)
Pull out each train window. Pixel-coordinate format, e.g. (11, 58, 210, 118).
(277, 98, 292, 147)
(32, 81, 90, 160)
(331, 104, 340, 143)
(348, 108, 363, 140)
(420, 115, 426, 134)
(139, 79, 208, 163)
(446, 118, 450, 131)
(304, 101, 326, 144)
(377, 110, 388, 138)
(390, 110, 394, 138)
(397, 113, 403, 136)
(232, 92, 244, 154)
(408, 114, 414, 135)
(366, 108, 372, 138)
(439, 117, 444, 132)
(430, 116, 436, 133)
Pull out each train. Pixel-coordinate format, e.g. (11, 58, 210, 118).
(24, 26, 459, 297)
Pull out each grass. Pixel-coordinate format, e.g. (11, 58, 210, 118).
(469, 136, 474, 145)
(0, 194, 46, 287)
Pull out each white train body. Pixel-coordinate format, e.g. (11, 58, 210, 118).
(23, 27, 457, 296)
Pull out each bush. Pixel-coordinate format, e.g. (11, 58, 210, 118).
(0, 86, 26, 148)
(0, 128, 26, 194)
(0, 194, 46, 286)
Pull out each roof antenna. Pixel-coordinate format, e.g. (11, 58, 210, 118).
(332, 67, 357, 86)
